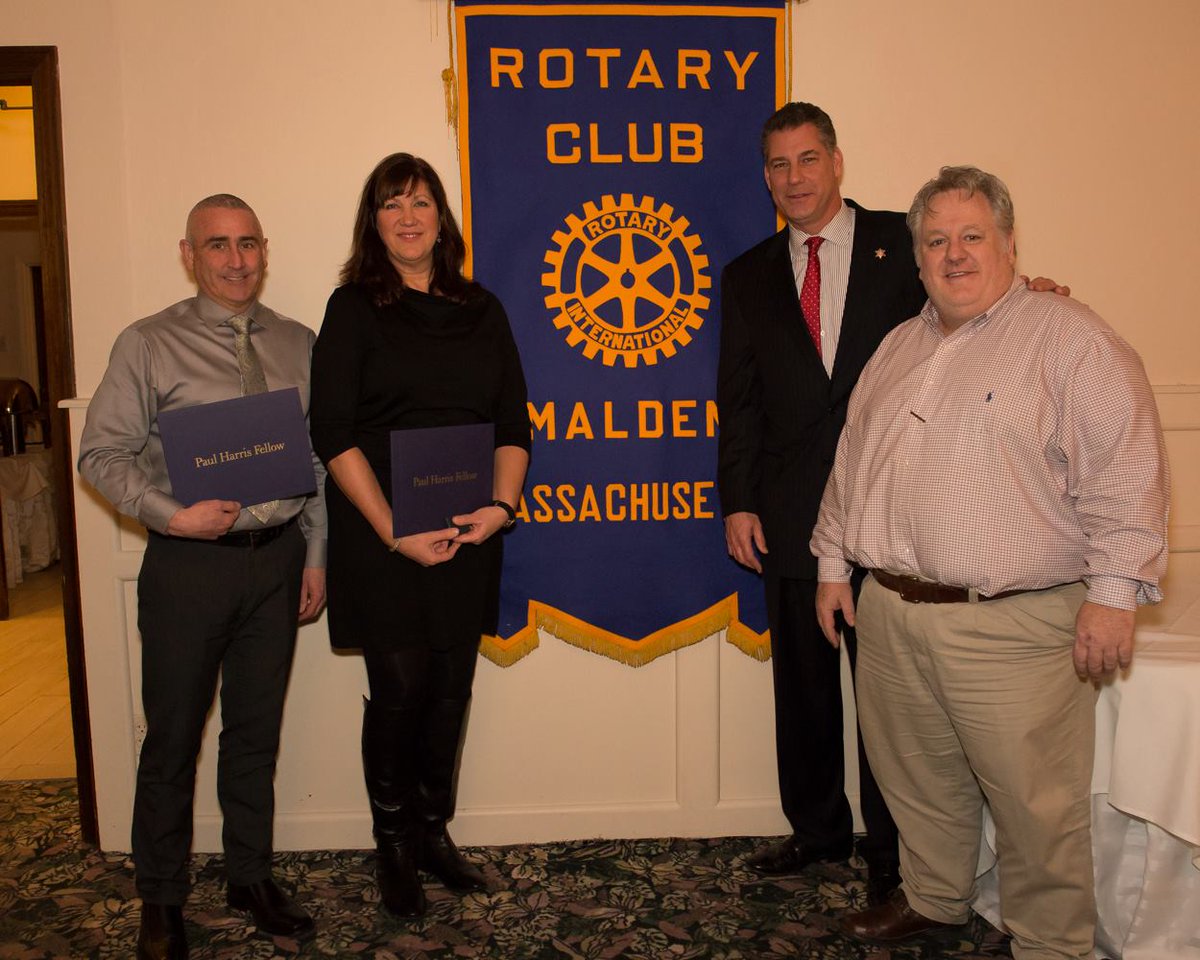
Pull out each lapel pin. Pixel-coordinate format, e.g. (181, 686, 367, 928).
(875, 248, 887, 260)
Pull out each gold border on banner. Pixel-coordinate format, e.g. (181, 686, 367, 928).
(480, 594, 771, 668)
(454, 1, 785, 667)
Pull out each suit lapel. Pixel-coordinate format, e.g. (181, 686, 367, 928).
(830, 204, 893, 396)
(762, 228, 827, 378)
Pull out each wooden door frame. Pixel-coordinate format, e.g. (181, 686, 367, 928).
(0, 47, 96, 844)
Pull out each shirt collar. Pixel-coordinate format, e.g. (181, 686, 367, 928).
(788, 201, 854, 261)
(194, 293, 265, 330)
(919, 274, 1025, 336)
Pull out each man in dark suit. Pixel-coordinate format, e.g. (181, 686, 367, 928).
(717, 102, 926, 902)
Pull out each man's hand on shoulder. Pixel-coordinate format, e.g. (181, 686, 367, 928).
(815, 581, 855, 650)
(1021, 275, 1071, 297)
(299, 567, 326, 623)
(166, 500, 241, 539)
(724, 511, 767, 574)
(1073, 600, 1135, 680)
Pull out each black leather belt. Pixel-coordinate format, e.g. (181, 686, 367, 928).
(870, 569, 1075, 604)
(212, 518, 295, 548)
(152, 517, 296, 548)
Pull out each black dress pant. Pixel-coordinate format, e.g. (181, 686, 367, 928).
(133, 524, 305, 904)
(764, 571, 898, 866)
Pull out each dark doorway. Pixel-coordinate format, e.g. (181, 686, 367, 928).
(0, 46, 95, 843)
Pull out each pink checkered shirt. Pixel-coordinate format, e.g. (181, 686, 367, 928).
(811, 278, 1169, 610)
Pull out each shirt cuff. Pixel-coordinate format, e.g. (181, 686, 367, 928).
(303, 537, 327, 570)
(818, 556, 853, 583)
(139, 488, 185, 535)
(1084, 575, 1143, 611)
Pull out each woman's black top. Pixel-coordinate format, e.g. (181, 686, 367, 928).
(310, 282, 530, 650)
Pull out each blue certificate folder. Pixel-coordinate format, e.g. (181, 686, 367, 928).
(158, 388, 316, 506)
(390, 423, 494, 537)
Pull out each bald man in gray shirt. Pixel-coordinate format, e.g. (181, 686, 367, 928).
(79, 194, 326, 960)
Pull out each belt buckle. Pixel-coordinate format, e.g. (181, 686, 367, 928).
(247, 525, 279, 548)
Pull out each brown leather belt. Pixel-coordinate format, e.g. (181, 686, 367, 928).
(869, 569, 1073, 605)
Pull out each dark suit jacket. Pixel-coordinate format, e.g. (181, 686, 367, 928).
(717, 200, 927, 579)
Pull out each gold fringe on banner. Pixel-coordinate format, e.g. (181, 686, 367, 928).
(785, 1, 792, 100)
(443, 1, 458, 136)
(726, 618, 772, 661)
(479, 596, 770, 668)
(480, 627, 541, 668)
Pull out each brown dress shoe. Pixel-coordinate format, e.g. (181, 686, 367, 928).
(840, 888, 963, 941)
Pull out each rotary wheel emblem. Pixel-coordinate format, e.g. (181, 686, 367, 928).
(542, 194, 711, 367)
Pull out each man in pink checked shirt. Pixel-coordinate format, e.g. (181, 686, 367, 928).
(811, 165, 1169, 960)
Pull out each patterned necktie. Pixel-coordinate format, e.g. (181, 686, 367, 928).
(800, 236, 824, 356)
(226, 314, 277, 523)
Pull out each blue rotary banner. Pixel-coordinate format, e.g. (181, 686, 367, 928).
(455, 0, 785, 665)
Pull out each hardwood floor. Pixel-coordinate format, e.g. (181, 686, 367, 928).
(0, 563, 75, 780)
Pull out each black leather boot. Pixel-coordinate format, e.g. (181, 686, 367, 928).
(415, 697, 488, 892)
(362, 697, 426, 918)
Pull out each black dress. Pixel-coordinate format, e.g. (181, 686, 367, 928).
(310, 283, 530, 651)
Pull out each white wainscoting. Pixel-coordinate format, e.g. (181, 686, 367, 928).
(67, 385, 1196, 852)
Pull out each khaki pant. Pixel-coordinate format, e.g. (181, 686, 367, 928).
(856, 576, 1096, 960)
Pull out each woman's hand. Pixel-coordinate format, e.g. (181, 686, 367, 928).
(448, 505, 510, 545)
(451, 447, 528, 546)
(388, 527, 462, 566)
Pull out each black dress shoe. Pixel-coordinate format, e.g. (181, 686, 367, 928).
(745, 836, 853, 876)
(841, 888, 963, 941)
(226, 878, 315, 939)
(864, 861, 901, 907)
(137, 902, 188, 960)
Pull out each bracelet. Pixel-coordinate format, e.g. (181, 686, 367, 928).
(388, 537, 403, 552)
(490, 499, 517, 529)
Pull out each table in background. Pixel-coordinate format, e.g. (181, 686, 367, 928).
(974, 554, 1200, 959)
(0, 449, 59, 589)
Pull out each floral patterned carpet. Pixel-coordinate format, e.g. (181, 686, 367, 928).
(0, 780, 1014, 959)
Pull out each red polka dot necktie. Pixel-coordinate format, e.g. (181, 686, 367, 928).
(800, 236, 823, 356)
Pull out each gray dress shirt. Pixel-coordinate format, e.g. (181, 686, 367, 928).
(79, 294, 327, 568)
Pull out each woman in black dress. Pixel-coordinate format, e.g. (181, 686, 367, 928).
(310, 154, 530, 918)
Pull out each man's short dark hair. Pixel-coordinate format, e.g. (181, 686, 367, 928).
(184, 194, 258, 243)
(760, 102, 838, 160)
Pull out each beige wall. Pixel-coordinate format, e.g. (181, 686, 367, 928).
(790, 0, 1200, 386)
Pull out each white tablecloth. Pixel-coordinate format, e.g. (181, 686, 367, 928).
(0, 450, 58, 588)
(974, 554, 1200, 958)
